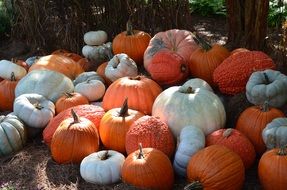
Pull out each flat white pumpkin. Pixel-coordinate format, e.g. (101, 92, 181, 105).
(82, 42, 112, 63)
(0, 60, 27, 80)
(173, 125, 205, 177)
(84, 30, 108, 46)
(75, 79, 105, 102)
(152, 85, 226, 137)
(80, 150, 125, 185)
(13, 93, 55, 128)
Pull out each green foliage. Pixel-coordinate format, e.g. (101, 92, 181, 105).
(189, 0, 226, 16)
(268, 0, 287, 28)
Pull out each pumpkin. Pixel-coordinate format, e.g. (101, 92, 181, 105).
(102, 76, 162, 115)
(76, 58, 93, 71)
(125, 115, 175, 157)
(230, 48, 249, 55)
(43, 104, 105, 146)
(73, 71, 105, 86)
(84, 30, 108, 46)
(51, 49, 70, 54)
(152, 85, 226, 138)
(51, 50, 83, 62)
(82, 42, 112, 65)
(173, 125, 205, 177)
(80, 150, 125, 185)
(235, 102, 285, 155)
(113, 21, 151, 65)
(262, 117, 287, 150)
(96, 62, 112, 86)
(0, 72, 18, 111)
(55, 92, 89, 114)
(186, 145, 245, 190)
(0, 60, 27, 80)
(15, 70, 74, 103)
(246, 69, 287, 108)
(121, 144, 174, 189)
(13, 93, 55, 128)
(206, 128, 256, 169)
(51, 109, 100, 164)
(258, 147, 287, 190)
(182, 78, 213, 92)
(105, 53, 138, 82)
(144, 29, 198, 69)
(12, 58, 29, 71)
(99, 99, 144, 153)
(146, 50, 189, 85)
(28, 54, 84, 80)
(213, 51, 276, 95)
(74, 79, 105, 102)
(25, 56, 41, 67)
(0, 114, 26, 156)
(189, 35, 230, 86)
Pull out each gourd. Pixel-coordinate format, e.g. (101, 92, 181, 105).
(84, 30, 108, 46)
(0, 60, 27, 80)
(82, 42, 112, 65)
(74, 79, 105, 102)
(73, 71, 105, 86)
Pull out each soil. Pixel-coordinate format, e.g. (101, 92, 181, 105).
(0, 14, 285, 190)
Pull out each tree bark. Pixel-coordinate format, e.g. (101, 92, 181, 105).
(226, 0, 269, 50)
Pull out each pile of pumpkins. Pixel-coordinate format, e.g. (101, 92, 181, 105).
(1, 20, 287, 190)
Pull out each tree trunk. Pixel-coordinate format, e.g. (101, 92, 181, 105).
(226, 0, 269, 50)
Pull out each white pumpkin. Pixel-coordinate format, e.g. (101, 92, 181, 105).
(173, 125, 205, 177)
(75, 79, 105, 102)
(105, 53, 138, 82)
(152, 85, 226, 137)
(73, 71, 105, 86)
(80, 150, 125, 185)
(13, 93, 55, 128)
(82, 42, 112, 63)
(0, 60, 27, 80)
(25, 56, 41, 67)
(15, 70, 74, 103)
(182, 78, 213, 92)
(84, 30, 108, 46)
(262, 117, 287, 150)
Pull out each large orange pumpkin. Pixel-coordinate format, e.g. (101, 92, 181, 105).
(112, 21, 151, 65)
(206, 128, 256, 169)
(102, 76, 162, 115)
(258, 147, 287, 190)
(125, 115, 175, 158)
(99, 99, 144, 153)
(76, 57, 94, 71)
(51, 109, 100, 164)
(43, 104, 105, 146)
(186, 145, 245, 190)
(235, 103, 284, 155)
(28, 54, 84, 79)
(55, 92, 89, 114)
(122, 144, 174, 189)
(0, 72, 18, 111)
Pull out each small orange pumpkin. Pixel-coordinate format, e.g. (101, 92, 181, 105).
(55, 92, 89, 114)
(0, 72, 18, 111)
(96, 61, 112, 86)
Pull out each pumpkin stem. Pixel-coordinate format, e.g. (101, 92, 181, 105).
(71, 109, 80, 123)
(11, 57, 17, 63)
(277, 145, 287, 156)
(261, 101, 269, 112)
(180, 64, 187, 73)
(100, 151, 110, 160)
(263, 72, 270, 84)
(184, 181, 203, 190)
(179, 86, 194, 94)
(119, 98, 129, 117)
(10, 72, 16, 81)
(223, 128, 233, 138)
(126, 20, 134, 36)
(192, 32, 212, 51)
(137, 143, 144, 159)
(129, 75, 141, 80)
(64, 92, 74, 98)
(33, 102, 43, 110)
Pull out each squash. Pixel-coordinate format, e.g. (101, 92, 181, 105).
(73, 71, 105, 86)
(113, 20, 151, 65)
(186, 145, 245, 190)
(84, 30, 108, 46)
(121, 144, 174, 189)
(152, 85, 226, 138)
(51, 109, 100, 164)
(0, 72, 18, 111)
(13, 93, 55, 128)
(82, 42, 112, 65)
(246, 69, 287, 108)
(74, 79, 105, 102)
(262, 117, 287, 150)
(173, 125, 205, 177)
(125, 115, 175, 158)
(25, 56, 41, 67)
(182, 78, 213, 92)
(0, 60, 27, 80)
(55, 92, 89, 114)
(0, 114, 26, 156)
(80, 150, 125, 185)
(15, 70, 74, 103)
(96, 62, 112, 86)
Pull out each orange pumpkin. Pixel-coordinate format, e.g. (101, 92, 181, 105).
(112, 20, 151, 65)
(99, 98, 144, 153)
(51, 109, 100, 164)
(189, 36, 230, 86)
(102, 76, 162, 115)
(125, 115, 175, 158)
(122, 144, 174, 189)
(55, 92, 89, 114)
(28, 54, 84, 79)
(186, 145, 245, 190)
(96, 61, 112, 86)
(12, 58, 29, 71)
(146, 50, 189, 85)
(206, 128, 256, 169)
(51, 49, 70, 54)
(43, 104, 105, 146)
(0, 72, 18, 111)
(76, 58, 93, 72)
(258, 147, 287, 190)
(52, 49, 83, 62)
(235, 103, 285, 155)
